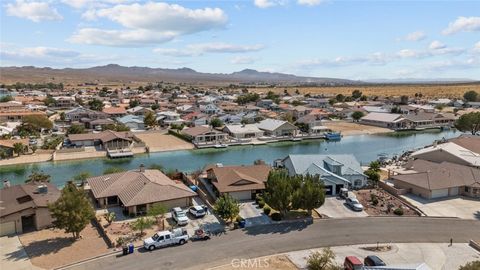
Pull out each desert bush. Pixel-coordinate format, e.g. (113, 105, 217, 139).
(263, 206, 271, 215)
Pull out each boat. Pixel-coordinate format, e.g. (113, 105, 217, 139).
(325, 132, 341, 140)
(214, 144, 228, 148)
(291, 137, 303, 142)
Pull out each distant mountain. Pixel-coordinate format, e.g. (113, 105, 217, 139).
(364, 78, 478, 84)
(0, 64, 362, 85)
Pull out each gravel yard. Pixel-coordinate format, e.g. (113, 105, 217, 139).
(19, 224, 110, 269)
(135, 131, 194, 152)
(355, 189, 420, 216)
(323, 121, 392, 136)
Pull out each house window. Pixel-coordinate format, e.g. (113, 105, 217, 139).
(465, 187, 469, 193)
(354, 179, 362, 187)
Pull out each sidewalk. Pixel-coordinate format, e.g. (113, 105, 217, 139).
(0, 236, 42, 270)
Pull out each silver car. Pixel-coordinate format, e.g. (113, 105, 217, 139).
(346, 198, 364, 211)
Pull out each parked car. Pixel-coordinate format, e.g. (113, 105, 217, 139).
(339, 188, 356, 200)
(143, 228, 189, 251)
(189, 205, 206, 218)
(190, 227, 211, 241)
(344, 256, 363, 270)
(345, 197, 364, 211)
(364, 255, 386, 266)
(172, 207, 189, 225)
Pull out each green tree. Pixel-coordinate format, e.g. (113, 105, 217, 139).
(13, 142, 26, 156)
(335, 94, 345, 102)
(0, 95, 14, 102)
(59, 112, 66, 121)
(463, 90, 478, 102)
(144, 111, 157, 128)
(351, 90, 362, 99)
(48, 182, 95, 239)
(264, 170, 295, 217)
(351, 111, 364, 122)
(129, 99, 140, 108)
(44, 96, 57, 106)
(455, 112, 480, 135)
(131, 217, 153, 236)
(459, 261, 480, 270)
(210, 118, 223, 128)
(306, 248, 342, 270)
(147, 203, 167, 230)
(151, 104, 159, 110)
(25, 170, 51, 183)
(103, 167, 126, 175)
(88, 99, 104, 111)
(73, 172, 91, 186)
(214, 194, 240, 223)
(67, 124, 86, 134)
(399, 95, 409, 105)
(105, 212, 116, 225)
(369, 161, 381, 172)
(292, 174, 325, 215)
(365, 169, 380, 187)
(22, 115, 53, 131)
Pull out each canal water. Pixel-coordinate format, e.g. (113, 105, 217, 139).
(0, 130, 459, 187)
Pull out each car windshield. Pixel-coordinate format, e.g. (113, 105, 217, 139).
(152, 233, 160, 241)
(196, 208, 205, 213)
(176, 211, 186, 217)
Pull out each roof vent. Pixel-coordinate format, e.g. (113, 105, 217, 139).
(139, 163, 145, 172)
(37, 184, 48, 194)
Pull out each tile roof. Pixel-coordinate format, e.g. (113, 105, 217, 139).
(208, 164, 271, 193)
(412, 142, 480, 167)
(284, 154, 364, 176)
(87, 169, 196, 207)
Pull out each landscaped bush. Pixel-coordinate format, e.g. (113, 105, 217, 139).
(271, 212, 282, 221)
(236, 216, 244, 223)
(372, 197, 379, 206)
(263, 206, 271, 215)
(255, 194, 263, 204)
(258, 200, 265, 208)
(394, 207, 404, 216)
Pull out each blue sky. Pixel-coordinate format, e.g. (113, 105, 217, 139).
(1, 0, 479, 80)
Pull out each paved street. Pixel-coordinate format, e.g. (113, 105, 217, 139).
(63, 217, 480, 270)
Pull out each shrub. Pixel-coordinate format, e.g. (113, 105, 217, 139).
(255, 194, 263, 204)
(271, 212, 282, 221)
(394, 207, 404, 216)
(236, 216, 244, 223)
(258, 200, 265, 208)
(372, 197, 379, 206)
(263, 206, 271, 215)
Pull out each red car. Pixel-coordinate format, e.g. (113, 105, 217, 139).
(344, 256, 363, 270)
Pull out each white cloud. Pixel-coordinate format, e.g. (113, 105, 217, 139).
(429, 40, 446, 50)
(296, 52, 391, 68)
(397, 42, 464, 59)
(231, 56, 257, 64)
(400, 31, 427, 41)
(61, 0, 131, 9)
(70, 2, 228, 46)
(254, 0, 286, 8)
(397, 49, 424, 58)
(6, 0, 63, 22)
(153, 43, 264, 57)
(442, 16, 480, 35)
(474, 41, 480, 53)
(297, 0, 325, 6)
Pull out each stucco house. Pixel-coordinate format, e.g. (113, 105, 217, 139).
(256, 119, 298, 137)
(223, 124, 264, 139)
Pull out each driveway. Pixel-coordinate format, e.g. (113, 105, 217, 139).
(402, 195, 480, 220)
(0, 236, 39, 270)
(239, 201, 271, 227)
(288, 243, 480, 270)
(316, 197, 368, 218)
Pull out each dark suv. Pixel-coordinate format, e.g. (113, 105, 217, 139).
(364, 255, 386, 266)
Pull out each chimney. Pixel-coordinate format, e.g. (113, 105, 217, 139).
(139, 164, 145, 172)
(3, 180, 11, 188)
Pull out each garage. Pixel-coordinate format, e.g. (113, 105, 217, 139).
(0, 221, 17, 236)
(449, 187, 459, 196)
(325, 185, 333, 196)
(228, 191, 253, 201)
(431, 189, 449, 199)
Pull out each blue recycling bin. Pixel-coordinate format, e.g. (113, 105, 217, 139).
(238, 220, 246, 228)
(128, 243, 134, 254)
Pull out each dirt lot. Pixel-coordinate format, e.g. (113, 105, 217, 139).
(250, 83, 479, 98)
(355, 189, 420, 216)
(211, 255, 298, 270)
(323, 121, 392, 136)
(19, 224, 110, 269)
(135, 131, 194, 152)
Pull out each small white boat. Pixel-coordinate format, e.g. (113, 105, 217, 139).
(214, 144, 228, 148)
(291, 137, 303, 141)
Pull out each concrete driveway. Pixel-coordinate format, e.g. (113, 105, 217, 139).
(0, 236, 39, 270)
(288, 243, 480, 270)
(239, 201, 271, 227)
(316, 197, 368, 218)
(402, 195, 480, 220)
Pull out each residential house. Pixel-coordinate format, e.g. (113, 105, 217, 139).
(0, 139, 29, 158)
(223, 124, 264, 139)
(64, 107, 108, 128)
(280, 154, 368, 195)
(127, 106, 153, 116)
(257, 119, 298, 137)
(360, 113, 407, 129)
(51, 96, 77, 109)
(157, 111, 184, 126)
(0, 182, 61, 236)
(87, 166, 196, 215)
(67, 130, 139, 150)
(103, 106, 127, 118)
(181, 126, 228, 144)
(200, 103, 222, 115)
(117, 115, 145, 131)
(205, 164, 271, 201)
(410, 141, 480, 167)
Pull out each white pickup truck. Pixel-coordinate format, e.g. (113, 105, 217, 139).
(143, 228, 189, 251)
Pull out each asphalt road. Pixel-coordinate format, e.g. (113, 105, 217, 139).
(64, 217, 480, 270)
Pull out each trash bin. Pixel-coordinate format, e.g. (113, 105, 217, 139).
(128, 243, 134, 254)
(122, 246, 128, 256)
(238, 220, 246, 228)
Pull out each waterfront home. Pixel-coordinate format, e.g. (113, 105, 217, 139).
(257, 119, 298, 137)
(205, 164, 271, 201)
(181, 126, 228, 144)
(402, 112, 455, 129)
(360, 112, 406, 129)
(391, 159, 480, 199)
(117, 115, 145, 131)
(0, 182, 60, 236)
(0, 109, 46, 123)
(448, 135, 480, 154)
(157, 111, 184, 126)
(410, 141, 480, 167)
(0, 139, 29, 158)
(223, 124, 264, 139)
(67, 130, 138, 150)
(86, 166, 196, 215)
(279, 154, 368, 195)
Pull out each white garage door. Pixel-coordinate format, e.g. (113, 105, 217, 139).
(0, 222, 16, 236)
(229, 191, 252, 201)
(449, 187, 459, 196)
(431, 189, 449, 199)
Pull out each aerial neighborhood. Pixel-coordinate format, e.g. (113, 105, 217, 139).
(0, 80, 479, 270)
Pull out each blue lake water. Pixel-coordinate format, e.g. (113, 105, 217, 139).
(0, 130, 459, 187)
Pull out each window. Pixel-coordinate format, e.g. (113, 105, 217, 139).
(465, 187, 469, 193)
(165, 235, 170, 240)
(158, 235, 164, 241)
(354, 179, 363, 187)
